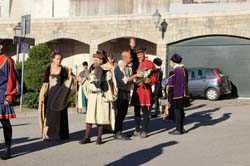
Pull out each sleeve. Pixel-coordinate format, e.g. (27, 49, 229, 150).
(167, 70, 175, 87)
(43, 67, 50, 83)
(146, 60, 157, 85)
(167, 71, 175, 101)
(5, 58, 17, 102)
(150, 71, 157, 85)
(114, 66, 128, 87)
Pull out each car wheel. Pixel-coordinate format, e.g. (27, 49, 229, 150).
(205, 88, 219, 101)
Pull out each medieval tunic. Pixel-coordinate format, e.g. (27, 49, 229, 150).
(38, 66, 70, 140)
(167, 64, 187, 132)
(0, 54, 17, 119)
(167, 66, 185, 110)
(84, 64, 117, 129)
(167, 65, 187, 109)
(131, 59, 157, 106)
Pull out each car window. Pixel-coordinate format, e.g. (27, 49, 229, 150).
(190, 69, 207, 79)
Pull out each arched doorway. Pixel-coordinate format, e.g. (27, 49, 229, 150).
(47, 38, 90, 71)
(168, 35, 250, 97)
(98, 37, 157, 62)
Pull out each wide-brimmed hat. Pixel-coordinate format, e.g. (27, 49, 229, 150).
(0, 38, 6, 46)
(136, 46, 146, 54)
(170, 53, 182, 64)
(153, 57, 162, 66)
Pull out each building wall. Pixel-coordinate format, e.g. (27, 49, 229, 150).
(2, 0, 170, 18)
(1, 1, 250, 76)
(0, 0, 10, 18)
(2, 10, 250, 74)
(9, 0, 69, 18)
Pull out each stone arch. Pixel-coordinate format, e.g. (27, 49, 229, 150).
(94, 32, 157, 46)
(37, 34, 90, 46)
(46, 38, 90, 70)
(46, 38, 90, 58)
(98, 37, 157, 62)
(168, 34, 250, 45)
(168, 31, 250, 44)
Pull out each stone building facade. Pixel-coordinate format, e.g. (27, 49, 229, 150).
(1, 0, 250, 96)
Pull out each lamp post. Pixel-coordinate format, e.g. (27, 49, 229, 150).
(152, 10, 168, 40)
(13, 22, 22, 63)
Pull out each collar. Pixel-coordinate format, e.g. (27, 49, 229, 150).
(118, 60, 129, 70)
(173, 63, 184, 69)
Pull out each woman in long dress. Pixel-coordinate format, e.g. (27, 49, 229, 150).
(38, 50, 73, 141)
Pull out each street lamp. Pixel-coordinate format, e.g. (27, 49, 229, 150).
(152, 10, 168, 40)
(13, 22, 22, 63)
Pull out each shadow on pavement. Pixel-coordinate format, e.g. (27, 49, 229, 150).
(104, 141, 178, 166)
(122, 106, 231, 137)
(185, 107, 231, 133)
(185, 104, 207, 111)
(0, 123, 30, 129)
(9, 137, 68, 158)
(3, 105, 231, 159)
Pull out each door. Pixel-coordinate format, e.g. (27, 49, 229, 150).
(168, 35, 250, 97)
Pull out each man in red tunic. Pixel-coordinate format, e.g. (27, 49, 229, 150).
(0, 39, 18, 160)
(131, 47, 157, 138)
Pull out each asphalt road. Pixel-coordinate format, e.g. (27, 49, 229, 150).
(1, 99, 250, 166)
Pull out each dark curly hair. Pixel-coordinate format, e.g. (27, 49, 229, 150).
(50, 50, 63, 59)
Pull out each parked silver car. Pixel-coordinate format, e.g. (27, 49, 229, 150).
(162, 68, 232, 101)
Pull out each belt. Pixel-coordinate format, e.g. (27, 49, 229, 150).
(91, 91, 102, 94)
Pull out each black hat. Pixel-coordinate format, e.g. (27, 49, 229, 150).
(136, 46, 146, 54)
(0, 38, 6, 46)
(170, 53, 182, 64)
(153, 57, 162, 66)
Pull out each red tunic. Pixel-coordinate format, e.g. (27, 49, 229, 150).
(131, 59, 156, 106)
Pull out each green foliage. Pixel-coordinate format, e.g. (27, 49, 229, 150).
(69, 93, 76, 107)
(24, 44, 51, 91)
(16, 43, 52, 108)
(22, 91, 39, 108)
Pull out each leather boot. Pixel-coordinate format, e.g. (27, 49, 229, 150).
(134, 117, 141, 131)
(1, 145, 11, 160)
(134, 117, 141, 136)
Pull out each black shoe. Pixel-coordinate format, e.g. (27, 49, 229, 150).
(114, 132, 131, 140)
(1, 146, 11, 160)
(168, 130, 183, 135)
(96, 137, 102, 145)
(151, 114, 158, 118)
(79, 138, 91, 144)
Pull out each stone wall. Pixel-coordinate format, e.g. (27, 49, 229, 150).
(1, 10, 250, 75)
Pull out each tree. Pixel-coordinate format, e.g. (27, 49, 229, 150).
(24, 44, 51, 91)
(21, 43, 51, 108)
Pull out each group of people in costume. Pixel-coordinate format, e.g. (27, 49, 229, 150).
(0, 37, 189, 159)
